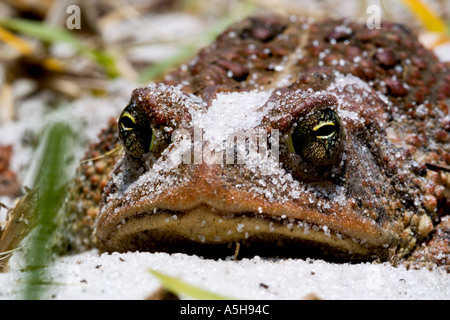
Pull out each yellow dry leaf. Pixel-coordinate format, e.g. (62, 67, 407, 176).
(400, 0, 446, 33)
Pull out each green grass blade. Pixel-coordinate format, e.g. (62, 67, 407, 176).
(138, 1, 256, 83)
(0, 17, 79, 46)
(149, 269, 232, 300)
(0, 17, 119, 78)
(22, 121, 75, 300)
(138, 45, 196, 83)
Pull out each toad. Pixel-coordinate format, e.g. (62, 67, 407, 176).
(68, 16, 450, 267)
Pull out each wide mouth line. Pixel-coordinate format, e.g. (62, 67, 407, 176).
(97, 206, 389, 260)
(110, 207, 366, 245)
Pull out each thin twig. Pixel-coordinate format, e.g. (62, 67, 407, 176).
(80, 145, 122, 164)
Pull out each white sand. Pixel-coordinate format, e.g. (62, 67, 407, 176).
(1, 249, 449, 300)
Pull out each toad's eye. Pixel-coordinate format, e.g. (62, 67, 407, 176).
(290, 109, 344, 166)
(118, 102, 153, 159)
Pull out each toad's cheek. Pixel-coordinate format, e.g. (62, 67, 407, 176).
(94, 179, 411, 260)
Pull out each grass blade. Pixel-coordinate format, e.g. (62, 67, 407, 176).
(138, 45, 196, 83)
(138, 1, 256, 83)
(22, 121, 75, 300)
(0, 17, 119, 78)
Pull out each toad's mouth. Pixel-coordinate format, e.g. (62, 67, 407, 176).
(94, 204, 397, 260)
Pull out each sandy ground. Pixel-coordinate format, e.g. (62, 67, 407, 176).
(1, 249, 449, 300)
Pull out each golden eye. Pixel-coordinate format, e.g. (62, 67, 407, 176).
(118, 102, 153, 159)
(290, 109, 344, 166)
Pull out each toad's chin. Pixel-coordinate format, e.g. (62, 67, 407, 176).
(94, 202, 405, 260)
